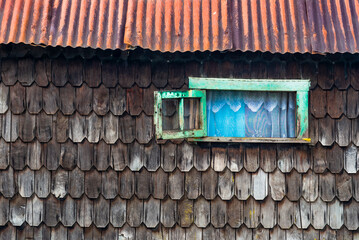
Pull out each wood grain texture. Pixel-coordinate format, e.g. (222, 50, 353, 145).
(226, 197, 243, 228)
(44, 195, 61, 227)
(318, 61, 334, 90)
(142, 84, 156, 115)
(59, 83, 75, 115)
(347, 87, 359, 118)
(344, 144, 358, 174)
(9, 195, 26, 226)
(161, 141, 177, 172)
(94, 140, 111, 171)
(143, 197, 160, 228)
(193, 196, 210, 228)
(19, 112, 36, 142)
(93, 195, 110, 228)
(67, 58, 83, 87)
(102, 60, 118, 88)
(144, 140, 160, 171)
(327, 143, 344, 173)
(34, 58, 51, 87)
(251, 169, 268, 200)
(168, 168, 184, 200)
(218, 168, 234, 200)
(86, 112, 101, 143)
(127, 85, 143, 116)
(243, 197, 260, 228)
(51, 168, 69, 199)
(84, 58, 101, 88)
(277, 145, 294, 173)
(311, 198, 328, 229)
(119, 168, 135, 199)
(84, 169, 101, 199)
(0, 83, 9, 114)
(350, 61, 359, 90)
(128, 141, 144, 171)
(176, 141, 193, 172)
(0, 138, 9, 169)
(278, 198, 294, 229)
(327, 87, 346, 119)
(26, 84, 42, 114)
(319, 116, 335, 146)
(76, 83, 93, 115)
(18, 58, 34, 86)
(51, 57, 68, 87)
(111, 140, 128, 171)
(101, 169, 118, 199)
(185, 168, 201, 199)
(76, 196, 93, 227)
(302, 170, 318, 202)
(55, 113, 69, 143)
(178, 198, 193, 227)
(77, 140, 94, 171)
(212, 147, 227, 172)
(1, 111, 11, 142)
(110, 197, 126, 227)
(36, 112, 52, 143)
(244, 145, 259, 172)
(34, 167, 51, 198)
(260, 145, 276, 173)
(127, 197, 143, 227)
(334, 61, 349, 90)
(118, 61, 135, 88)
(202, 168, 218, 200)
(68, 167, 84, 198)
(61, 196, 76, 227)
(11, 140, 27, 170)
(60, 141, 78, 170)
(0, 196, 9, 225)
(235, 169, 251, 200)
(328, 199, 343, 229)
(211, 197, 227, 228)
(336, 172, 352, 201)
(109, 85, 126, 116)
(135, 169, 152, 199)
(260, 197, 276, 229)
(294, 145, 310, 173)
(319, 171, 336, 202)
(136, 113, 153, 144)
(335, 116, 351, 147)
(134, 62, 151, 88)
(227, 145, 243, 172)
(194, 145, 210, 171)
(17, 167, 34, 197)
(286, 170, 302, 201)
(43, 83, 59, 114)
(312, 143, 327, 173)
(160, 198, 177, 228)
(93, 84, 109, 115)
(151, 62, 168, 88)
(168, 62, 185, 89)
(10, 82, 25, 114)
(68, 112, 86, 143)
(119, 114, 136, 144)
(344, 200, 359, 230)
(1, 59, 17, 85)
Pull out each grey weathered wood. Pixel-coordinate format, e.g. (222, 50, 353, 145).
(51, 57, 67, 87)
(286, 226, 303, 240)
(128, 141, 144, 171)
(168, 168, 184, 200)
(118, 224, 135, 240)
(135, 169, 152, 199)
(119, 168, 135, 199)
(19, 111, 36, 142)
(111, 140, 128, 171)
(55, 111, 69, 143)
(67, 58, 83, 87)
(93, 195, 110, 228)
(101, 225, 118, 240)
(344, 144, 358, 174)
(84, 169, 101, 199)
(94, 140, 111, 171)
(176, 141, 193, 172)
(353, 118, 359, 146)
(336, 172, 352, 201)
(119, 114, 136, 144)
(127, 197, 143, 227)
(277, 145, 294, 173)
(311, 198, 328, 230)
(93, 84, 109, 115)
(319, 116, 335, 146)
(336, 227, 353, 240)
(69, 112, 86, 143)
(310, 115, 319, 145)
(50, 224, 68, 240)
(101, 60, 117, 88)
(109, 85, 126, 116)
(76, 83, 93, 115)
(161, 141, 177, 172)
(227, 197, 243, 228)
(152, 168, 167, 199)
(142, 84, 156, 116)
(286, 170, 302, 201)
(194, 145, 210, 171)
(0, 225, 16, 240)
(11, 139, 27, 170)
(102, 113, 119, 144)
(295, 145, 310, 173)
(110, 197, 127, 227)
(10, 82, 25, 114)
(353, 173, 359, 201)
(278, 198, 294, 229)
(51, 168, 69, 199)
(319, 171, 336, 202)
(0, 196, 9, 225)
(294, 198, 310, 229)
(244, 145, 259, 172)
(68, 224, 84, 240)
(143, 197, 160, 228)
(328, 198, 343, 230)
(18, 167, 34, 197)
(269, 226, 286, 240)
(68, 167, 84, 198)
(193, 196, 210, 228)
(2, 110, 11, 142)
(144, 140, 160, 171)
(212, 146, 227, 172)
(236, 226, 253, 240)
(126, 85, 143, 116)
(260, 197, 276, 229)
(60, 141, 78, 170)
(26, 84, 42, 114)
(0, 138, 10, 169)
(61, 196, 76, 227)
(319, 227, 337, 240)
(269, 169, 286, 201)
(202, 168, 218, 200)
(178, 198, 194, 227)
(243, 197, 260, 228)
(302, 170, 319, 202)
(186, 225, 202, 240)
(11, 113, 19, 142)
(160, 198, 177, 227)
(185, 168, 201, 199)
(84, 58, 101, 87)
(83, 224, 101, 240)
(85, 112, 101, 143)
(344, 200, 359, 230)
(33, 224, 51, 240)
(347, 87, 359, 118)
(234, 169, 251, 200)
(44, 195, 61, 227)
(253, 227, 269, 240)
(27, 195, 43, 226)
(43, 83, 59, 114)
(34, 167, 51, 198)
(251, 169, 268, 200)
(211, 197, 227, 228)
(36, 112, 52, 143)
(76, 196, 93, 228)
(335, 116, 351, 147)
(59, 83, 76, 115)
(327, 87, 346, 118)
(0, 83, 9, 114)
(77, 140, 94, 170)
(101, 169, 118, 199)
(34, 58, 50, 87)
(260, 145, 276, 173)
(136, 113, 153, 145)
(312, 143, 327, 173)
(227, 145, 243, 172)
(1, 59, 17, 85)
(218, 168, 234, 200)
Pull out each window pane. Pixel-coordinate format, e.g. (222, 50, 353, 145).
(184, 98, 201, 130)
(162, 99, 179, 130)
(207, 91, 296, 138)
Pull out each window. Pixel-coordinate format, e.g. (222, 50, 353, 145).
(154, 77, 310, 143)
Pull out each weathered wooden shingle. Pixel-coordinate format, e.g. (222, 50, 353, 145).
(119, 114, 136, 144)
(76, 83, 93, 115)
(269, 169, 285, 201)
(135, 169, 152, 199)
(26, 84, 42, 114)
(36, 112, 52, 143)
(278, 197, 294, 229)
(76, 196, 93, 228)
(211, 197, 227, 228)
(61, 196, 76, 227)
(302, 170, 318, 202)
(127, 197, 143, 227)
(0, 138, 10, 169)
(328, 199, 343, 230)
(319, 116, 335, 146)
(67, 58, 83, 87)
(335, 116, 351, 147)
(109, 85, 126, 116)
(277, 145, 293, 173)
(119, 168, 135, 199)
(1, 59, 17, 86)
(143, 197, 160, 228)
(212, 147, 227, 172)
(102, 60, 118, 88)
(84, 58, 101, 88)
(77, 140, 94, 171)
(51, 57, 68, 87)
(327, 143, 344, 173)
(59, 84, 76, 115)
(10, 82, 25, 114)
(69, 112, 86, 143)
(44, 195, 61, 227)
(60, 141, 78, 170)
(311, 87, 327, 118)
(17, 167, 34, 198)
(243, 197, 260, 228)
(318, 61, 334, 90)
(127, 85, 143, 116)
(84, 169, 101, 199)
(311, 198, 328, 230)
(178, 198, 193, 227)
(19, 112, 36, 142)
(68, 167, 84, 198)
(42, 83, 59, 115)
(161, 198, 177, 228)
(347, 87, 359, 119)
(93, 195, 110, 228)
(94, 140, 111, 171)
(86, 112, 101, 143)
(34, 58, 50, 87)
(244, 145, 259, 172)
(10, 195, 26, 226)
(101, 169, 118, 199)
(168, 168, 184, 200)
(110, 197, 126, 228)
(0, 83, 9, 114)
(93, 85, 109, 116)
(286, 170, 302, 201)
(194, 145, 210, 171)
(18, 58, 34, 86)
(185, 168, 201, 199)
(136, 113, 153, 144)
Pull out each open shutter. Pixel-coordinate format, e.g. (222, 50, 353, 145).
(154, 90, 207, 140)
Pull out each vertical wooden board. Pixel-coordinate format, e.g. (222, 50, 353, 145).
(69, 112, 86, 143)
(128, 141, 144, 171)
(34, 58, 50, 87)
(118, 61, 135, 88)
(353, 118, 359, 146)
(55, 111, 69, 143)
(319, 171, 336, 202)
(11, 140, 27, 170)
(178, 198, 193, 227)
(0, 196, 9, 225)
(302, 170, 319, 202)
(77, 140, 94, 170)
(328, 198, 344, 230)
(17, 167, 34, 198)
(127, 197, 143, 227)
(102, 60, 118, 88)
(236, 226, 253, 240)
(9, 211, 24, 236)
(212, 146, 227, 172)
(260, 197, 276, 229)
(83, 58, 101, 87)
(10, 82, 25, 114)
(168, 62, 185, 89)
(119, 168, 135, 199)
(185, 168, 201, 199)
(311, 198, 328, 230)
(93, 195, 110, 228)
(51, 168, 69, 199)
(226, 199, 243, 229)
(93, 140, 111, 171)
(176, 141, 193, 172)
(17, 58, 34, 86)
(294, 145, 310, 173)
(344, 200, 359, 230)
(86, 112, 101, 143)
(194, 145, 210, 171)
(347, 87, 359, 118)
(327, 143, 344, 173)
(0, 138, 10, 169)
(19, 112, 36, 142)
(2, 110, 11, 142)
(110, 197, 126, 227)
(44, 195, 61, 227)
(251, 169, 268, 200)
(259, 145, 276, 173)
(143, 197, 160, 228)
(0, 167, 15, 198)
(76, 83, 93, 115)
(327, 87, 346, 119)
(278, 198, 294, 229)
(109, 85, 126, 116)
(101, 169, 118, 200)
(36, 112, 52, 143)
(161, 141, 177, 172)
(277, 145, 294, 173)
(286, 170, 302, 201)
(111, 140, 128, 171)
(318, 61, 334, 90)
(193, 196, 210, 228)
(134, 62, 151, 88)
(119, 114, 136, 144)
(310, 87, 327, 118)
(211, 197, 227, 228)
(253, 227, 269, 240)
(335, 116, 351, 147)
(185, 225, 202, 240)
(135, 113, 153, 144)
(68, 224, 84, 240)
(168, 168, 184, 200)
(60, 141, 78, 170)
(84, 169, 101, 199)
(202, 168, 218, 200)
(42, 83, 59, 114)
(51, 57, 67, 87)
(160, 198, 177, 228)
(244, 145, 259, 172)
(319, 116, 335, 146)
(227, 145, 243, 172)
(1, 59, 17, 85)
(336, 172, 352, 201)
(235, 169, 251, 200)
(68, 167, 84, 198)
(0, 83, 9, 114)
(142, 84, 156, 116)
(67, 58, 83, 87)
(126, 85, 143, 116)
(144, 140, 160, 171)
(34, 167, 51, 198)
(344, 144, 358, 174)
(135, 169, 152, 199)
(59, 83, 76, 115)
(312, 144, 327, 173)
(243, 197, 260, 228)
(60, 196, 76, 227)
(76, 196, 93, 228)
(93, 85, 110, 116)
(26, 84, 42, 114)
(353, 174, 359, 201)
(151, 61, 168, 88)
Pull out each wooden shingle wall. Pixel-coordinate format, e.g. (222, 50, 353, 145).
(0, 46, 359, 239)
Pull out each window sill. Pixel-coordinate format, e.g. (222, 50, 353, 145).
(187, 137, 311, 144)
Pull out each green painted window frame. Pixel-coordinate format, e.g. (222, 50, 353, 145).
(154, 90, 207, 139)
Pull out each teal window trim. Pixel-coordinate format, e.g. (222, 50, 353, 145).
(154, 90, 207, 140)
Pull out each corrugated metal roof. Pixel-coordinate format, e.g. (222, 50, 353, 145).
(0, 0, 358, 53)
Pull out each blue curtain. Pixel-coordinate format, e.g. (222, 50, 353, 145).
(207, 91, 296, 138)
